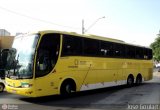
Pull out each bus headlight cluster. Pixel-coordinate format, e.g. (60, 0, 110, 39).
(21, 83, 32, 88)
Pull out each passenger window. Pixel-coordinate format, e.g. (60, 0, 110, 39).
(83, 38, 100, 56)
(126, 46, 135, 58)
(148, 49, 153, 59)
(100, 41, 113, 57)
(136, 47, 144, 59)
(62, 35, 83, 56)
(114, 43, 125, 57)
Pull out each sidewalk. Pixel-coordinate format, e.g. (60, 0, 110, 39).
(153, 71, 160, 77)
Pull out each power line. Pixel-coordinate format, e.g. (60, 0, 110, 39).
(0, 6, 80, 30)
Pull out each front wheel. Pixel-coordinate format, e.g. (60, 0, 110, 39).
(60, 81, 76, 96)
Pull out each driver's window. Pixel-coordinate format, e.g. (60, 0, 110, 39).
(35, 34, 60, 78)
(37, 49, 50, 71)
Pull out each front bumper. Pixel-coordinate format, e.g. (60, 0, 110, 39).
(6, 85, 36, 97)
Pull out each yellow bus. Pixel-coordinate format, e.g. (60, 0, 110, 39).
(5, 30, 153, 97)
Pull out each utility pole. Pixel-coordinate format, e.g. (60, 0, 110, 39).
(82, 16, 105, 34)
(82, 19, 85, 34)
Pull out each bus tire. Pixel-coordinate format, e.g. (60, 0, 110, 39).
(127, 75, 134, 87)
(136, 74, 142, 86)
(60, 79, 76, 96)
(0, 83, 5, 92)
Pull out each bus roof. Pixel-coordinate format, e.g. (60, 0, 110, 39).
(38, 30, 124, 43)
(37, 30, 150, 49)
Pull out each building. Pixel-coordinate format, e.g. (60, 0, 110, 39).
(0, 36, 14, 49)
(0, 29, 11, 36)
(0, 29, 14, 48)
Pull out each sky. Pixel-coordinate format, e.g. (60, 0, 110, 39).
(0, 0, 160, 46)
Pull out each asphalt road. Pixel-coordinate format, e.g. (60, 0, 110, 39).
(0, 71, 160, 110)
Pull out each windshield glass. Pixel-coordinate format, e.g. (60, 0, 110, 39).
(7, 34, 39, 79)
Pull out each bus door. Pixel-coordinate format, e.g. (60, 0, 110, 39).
(35, 33, 60, 96)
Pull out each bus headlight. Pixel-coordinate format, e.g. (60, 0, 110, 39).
(21, 83, 32, 88)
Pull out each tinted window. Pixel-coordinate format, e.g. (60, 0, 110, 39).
(114, 43, 125, 57)
(126, 46, 135, 58)
(100, 41, 113, 57)
(83, 38, 100, 56)
(144, 48, 148, 59)
(62, 35, 83, 56)
(148, 49, 153, 59)
(61, 34, 152, 60)
(136, 47, 144, 59)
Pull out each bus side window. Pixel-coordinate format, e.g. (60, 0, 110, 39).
(100, 41, 113, 57)
(148, 49, 153, 59)
(62, 35, 83, 56)
(136, 47, 144, 59)
(114, 43, 125, 57)
(83, 38, 100, 56)
(126, 46, 135, 59)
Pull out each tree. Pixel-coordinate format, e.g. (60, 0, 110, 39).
(150, 32, 160, 61)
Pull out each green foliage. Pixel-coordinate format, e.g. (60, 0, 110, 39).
(150, 36, 160, 61)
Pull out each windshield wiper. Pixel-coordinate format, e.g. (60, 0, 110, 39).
(9, 75, 19, 80)
(17, 75, 32, 79)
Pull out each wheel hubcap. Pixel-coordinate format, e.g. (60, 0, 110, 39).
(128, 78, 133, 85)
(66, 85, 71, 93)
(137, 78, 141, 84)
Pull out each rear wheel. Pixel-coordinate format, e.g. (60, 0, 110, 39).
(127, 75, 134, 87)
(136, 75, 142, 86)
(0, 83, 4, 92)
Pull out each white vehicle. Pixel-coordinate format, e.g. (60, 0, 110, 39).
(0, 78, 5, 92)
(155, 63, 160, 68)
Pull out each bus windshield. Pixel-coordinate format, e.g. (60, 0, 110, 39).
(7, 34, 39, 79)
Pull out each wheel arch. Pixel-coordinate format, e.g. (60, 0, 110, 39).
(127, 74, 134, 80)
(0, 82, 5, 87)
(126, 73, 135, 86)
(136, 73, 143, 84)
(136, 73, 142, 79)
(59, 77, 77, 93)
